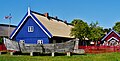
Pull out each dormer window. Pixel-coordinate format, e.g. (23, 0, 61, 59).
(28, 26, 34, 32)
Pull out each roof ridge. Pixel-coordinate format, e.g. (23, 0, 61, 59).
(31, 11, 73, 26)
(0, 24, 16, 27)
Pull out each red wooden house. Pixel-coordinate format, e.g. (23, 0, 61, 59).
(101, 30, 120, 46)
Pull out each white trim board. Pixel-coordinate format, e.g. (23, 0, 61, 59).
(107, 37, 119, 42)
(101, 30, 120, 41)
(10, 11, 52, 39)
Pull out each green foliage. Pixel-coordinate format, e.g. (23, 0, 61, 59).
(89, 21, 104, 41)
(113, 22, 120, 34)
(71, 19, 104, 42)
(70, 19, 89, 41)
(103, 28, 111, 33)
(0, 38, 3, 43)
(71, 19, 80, 26)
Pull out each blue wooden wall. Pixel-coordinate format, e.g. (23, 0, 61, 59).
(14, 17, 49, 44)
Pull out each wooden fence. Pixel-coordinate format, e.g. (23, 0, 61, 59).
(79, 46, 120, 54)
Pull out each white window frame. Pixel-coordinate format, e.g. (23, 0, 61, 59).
(20, 40, 25, 44)
(28, 26, 34, 32)
(37, 40, 43, 44)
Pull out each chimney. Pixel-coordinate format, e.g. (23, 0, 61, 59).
(44, 13, 49, 17)
(64, 20, 67, 23)
(55, 16, 58, 19)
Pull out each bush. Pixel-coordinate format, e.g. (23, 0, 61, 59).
(0, 38, 3, 44)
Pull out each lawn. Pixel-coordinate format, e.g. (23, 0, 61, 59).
(0, 52, 120, 61)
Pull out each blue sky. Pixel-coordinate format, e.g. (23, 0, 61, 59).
(0, 0, 120, 28)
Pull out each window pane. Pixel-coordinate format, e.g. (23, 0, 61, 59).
(37, 40, 43, 44)
(28, 26, 34, 32)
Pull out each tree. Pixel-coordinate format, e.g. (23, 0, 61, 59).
(113, 22, 120, 34)
(70, 19, 89, 41)
(71, 19, 80, 26)
(103, 28, 111, 34)
(88, 21, 104, 41)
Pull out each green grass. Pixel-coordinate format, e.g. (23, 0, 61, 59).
(0, 52, 120, 61)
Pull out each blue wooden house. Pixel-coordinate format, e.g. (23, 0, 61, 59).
(10, 8, 74, 44)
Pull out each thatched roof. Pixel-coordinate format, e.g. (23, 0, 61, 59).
(0, 24, 16, 37)
(32, 12, 74, 38)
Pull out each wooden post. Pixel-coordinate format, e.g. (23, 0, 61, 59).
(74, 39, 79, 53)
(30, 52, 33, 56)
(10, 52, 13, 55)
(52, 40, 56, 57)
(52, 52, 55, 57)
(67, 52, 70, 56)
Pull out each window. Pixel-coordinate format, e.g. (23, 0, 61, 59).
(37, 40, 43, 44)
(28, 26, 34, 32)
(20, 40, 25, 44)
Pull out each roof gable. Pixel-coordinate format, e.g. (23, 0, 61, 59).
(107, 37, 119, 42)
(15, 16, 49, 39)
(101, 30, 120, 41)
(10, 8, 52, 39)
